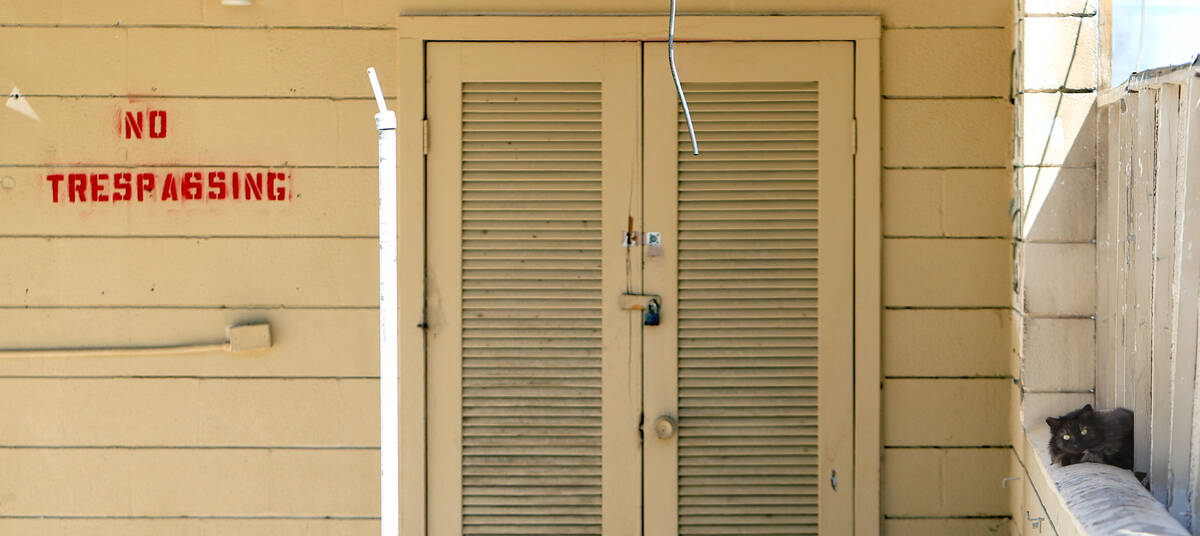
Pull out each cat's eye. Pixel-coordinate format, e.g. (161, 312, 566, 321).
(1063, 434, 1071, 441)
(1080, 428, 1088, 436)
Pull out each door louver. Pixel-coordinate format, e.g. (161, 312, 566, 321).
(459, 81, 604, 536)
(675, 81, 821, 536)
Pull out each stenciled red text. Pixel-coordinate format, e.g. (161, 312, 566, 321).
(45, 170, 291, 203)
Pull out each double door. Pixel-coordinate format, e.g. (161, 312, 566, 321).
(426, 40, 853, 535)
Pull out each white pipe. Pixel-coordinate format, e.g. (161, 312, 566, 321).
(669, 0, 699, 155)
(0, 343, 227, 359)
(0, 322, 272, 358)
(369, 66, 399, 536)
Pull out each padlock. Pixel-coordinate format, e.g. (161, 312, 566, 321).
(644, 298, 661, 326)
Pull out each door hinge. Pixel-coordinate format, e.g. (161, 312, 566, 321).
(422, 119, 430, 155)
(851, 118, 857, 156)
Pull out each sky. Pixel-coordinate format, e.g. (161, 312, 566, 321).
(1112, 0, 1200, 84)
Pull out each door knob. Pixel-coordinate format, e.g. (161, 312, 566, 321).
(654, 415, 677, 439)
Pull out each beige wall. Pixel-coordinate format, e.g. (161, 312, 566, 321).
(412, 3, 1018, 532)
(1009, 0, 1100, 533)
(2, 2, 392, 534)
(3, 1, 1015, 534)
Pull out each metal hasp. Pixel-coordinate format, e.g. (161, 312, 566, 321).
(618, 293, 662, 310)
(617, 293, 662, 325)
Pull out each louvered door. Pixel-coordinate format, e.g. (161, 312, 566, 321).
(426, 42, 643, 536)
(427, 40, 855, 535)
(643, 42, 855, 535)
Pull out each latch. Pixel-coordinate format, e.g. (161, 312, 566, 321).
(618, 293, 661, 310)
(618, 293, 662, 326)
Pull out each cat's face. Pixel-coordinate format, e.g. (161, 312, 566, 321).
(1046, 405, 1100, 454)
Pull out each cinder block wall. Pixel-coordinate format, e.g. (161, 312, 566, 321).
(3, 1, 1016, 534)
(1010, 0, 1100, 533)
(1, 2, 393, 534)
(400, 2, 1016, 534)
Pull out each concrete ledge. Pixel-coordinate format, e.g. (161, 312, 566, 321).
(1018, 396, 1188, 535)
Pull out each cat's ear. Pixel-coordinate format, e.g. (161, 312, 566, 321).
(1081, 404, 1094, 415)
(1046, 417, 1060, 428)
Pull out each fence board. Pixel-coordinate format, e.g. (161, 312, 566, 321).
(1097, 104, 1119, 409)
(1151, 84, 1181, 503)
(1130, 89, 1159, 474)
(1179, 78, 1200, 524)
(1115, 94, 1133, 409)
(1099, 73, 1200, 528)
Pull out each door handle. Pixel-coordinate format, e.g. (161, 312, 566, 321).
(653, 415, 677, 439)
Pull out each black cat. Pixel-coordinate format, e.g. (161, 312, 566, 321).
(1045, 404, 1134, 470)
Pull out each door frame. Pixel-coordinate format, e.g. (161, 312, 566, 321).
(395, 15, 882, 536)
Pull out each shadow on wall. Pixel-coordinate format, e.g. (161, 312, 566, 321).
(1017, 91, 1098, 419)
(1021, 96, 1096, 244)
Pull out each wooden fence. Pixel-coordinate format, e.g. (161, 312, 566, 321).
(1097, 63, 1200, 527)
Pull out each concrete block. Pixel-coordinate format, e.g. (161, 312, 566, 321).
(942, 169, 1015, 238)
(883, 309, 1013, 377)
(883, 28, 1011, 97)
(1021, 16, 1098, 90)
(884, 169, 1012, 237)
(883, 448, 1011, 516)
(883, 238, 1012, 307)
(0, 97, 381, 167)
(1024, 0, 1097, 15)
(1022, 92, 1097, 167)
(396, 0, 1015, 27)
(1011, 309, 1024, 379)
(127, 29, 270, 96)
(201, 0, 397, 26)
(0, 520, 378, 535)
(1021, 317, 1095, 392)
(0, 378, 374, 446)
(264, 30, 397, 97)
(0, 237, 376, 307)
(1021, 167, 1097, 242)
(1022, 242, 1095, 315)
(884, 99, 1014, 168)
(0, 449, 377, 516)
(883, 518, 1011, 536)
(1010, 379, 1025, 467)
(1020, 391, 1094, 430)
(0, 168, 379, 237)
(2, 28, 128, 95)
(884, 378, 1012, 446)
(60, 0, 202, 25)
(1008, 450, 1026, 533)
(4, 1, 63, 23)
(883, 170, 943, 236)
(1013, 238, 1024, 309)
